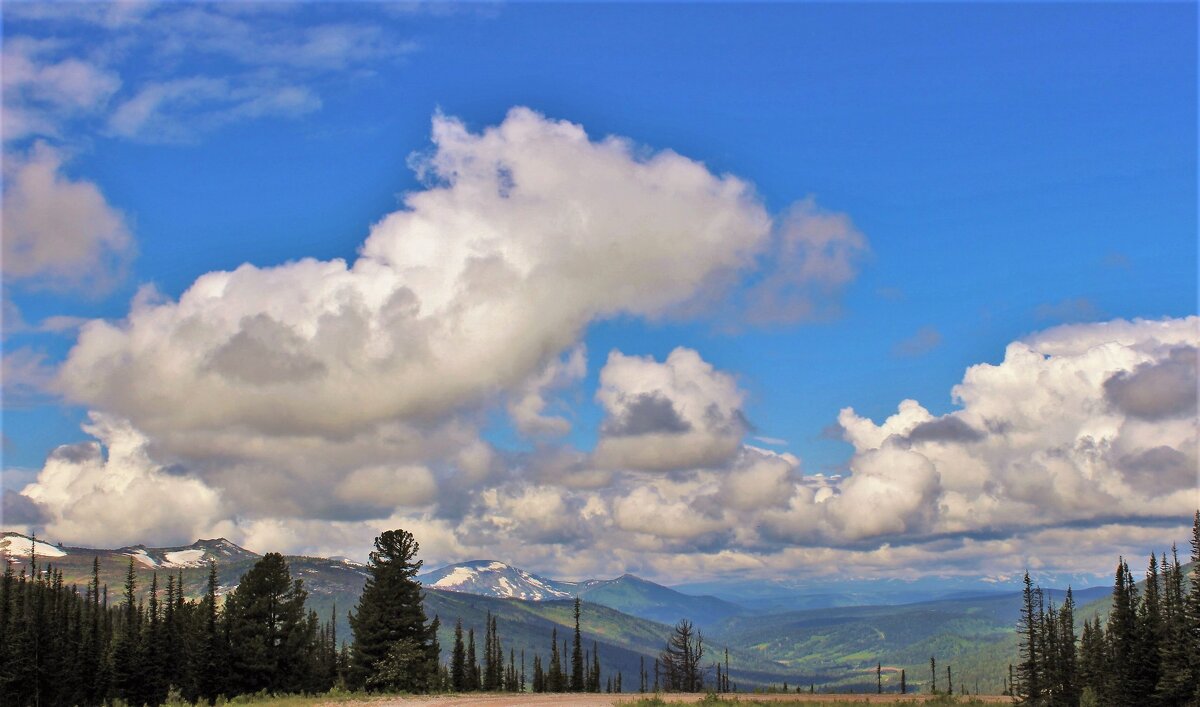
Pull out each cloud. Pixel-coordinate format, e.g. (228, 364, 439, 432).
(107, 76, 321, 143)
(592, 347, 748, 471)
(3, 4, 413, 145)
(0, 38, 121, 142)
(1, 143, 134, 293)
(840, 316, 1199, 536)
(28, 109, 784, 542)
(892, 325, 942, 357)
(741, 197, 869, 325)
(17, 413, 228, 547)
(2, 490, 49, 526)
(1103, 346, 1197, 421)
(507, 346, 587, 437)
(1034, 297, 1101, 323)
(1, 346, 59, 407)
(60, 109, 771, 449)
(906, 416, 985, 445)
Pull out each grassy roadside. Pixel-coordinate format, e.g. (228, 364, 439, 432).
(624, 697, 997, 706)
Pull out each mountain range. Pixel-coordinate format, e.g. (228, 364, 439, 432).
(7, 530, 1163, 693)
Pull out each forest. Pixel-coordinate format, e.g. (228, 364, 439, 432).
(1, 514, 1197, 706)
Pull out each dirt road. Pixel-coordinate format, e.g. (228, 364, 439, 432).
(324, 693, 1012, 706)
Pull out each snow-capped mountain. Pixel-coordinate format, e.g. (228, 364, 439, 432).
(418, 560, 749, 625)
(116, 538, 260, 568)
(1, 531, 259, 569)
(417, 560, 586, 600)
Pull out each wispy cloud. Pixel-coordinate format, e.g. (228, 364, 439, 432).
(1034, 297, 1100, 323)
(892, 325, 942, 357)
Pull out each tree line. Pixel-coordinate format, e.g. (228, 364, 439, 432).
(0, 527, 645, 704)
(0, 548, 343, 705)
(1012, 510, 1200, 706)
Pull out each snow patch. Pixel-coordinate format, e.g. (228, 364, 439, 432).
(486, 561, 509, 571)
(1, 535, 67, 556)
(0, 535, 67, 558)
(432, 566, 478, 588)
(127, 549, 158, 567)
(164, 549, 206, 567)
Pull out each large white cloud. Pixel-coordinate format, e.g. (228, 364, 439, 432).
(14, 315, 1196, 583)
(836, 316, 1199, 536)
(59, 108, 771, 448)
(592, 347, 748, 471)
(17, 413, 227, 547)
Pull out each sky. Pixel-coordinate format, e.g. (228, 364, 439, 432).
(1, 2, 1197, 588)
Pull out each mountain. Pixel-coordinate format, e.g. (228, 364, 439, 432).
(417, 560, 747, 627)
(418, 559, 577, 600)
(575, 573, 746, 626)
(11, 530, 1163, 693)
(709, 586, 1106, 694)
(1, 533, 792, 688)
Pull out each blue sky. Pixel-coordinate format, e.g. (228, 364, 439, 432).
(2, 2, 1196, 582)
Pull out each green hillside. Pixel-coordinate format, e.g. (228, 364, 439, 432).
(576, 574, 746, 628)
(710, 586, 1108, 694)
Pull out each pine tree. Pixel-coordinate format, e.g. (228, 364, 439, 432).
(466, 628, 479, 691)
(348, 529, 434, 692)
(660, 618, 703, 692)
(1157, 544, 1194, 703)
(1187, 510, 1200, 703)
(483, 611, 497, 690)
(1108, 558, 1141, 706)
(930, 655, 937, 694)
(570, 598, 584, 692)
(547, 626, 563, 691)
(451, 619, 466, 691)
(591, 640, 600, 692)
(900, 669, 906, 694)
(112, 556, 140, 703)
(877, 662, 882, 693)
(1015, 572, 1041, 701)
(1057, 587, 1079, 706)
(197, 559, 225, 702)
(224, 553, 313, 695)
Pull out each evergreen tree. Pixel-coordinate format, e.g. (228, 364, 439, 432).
(547, 626, 563, 691)
(900, 669, 906, 694)
(224, 553, 313, 695)
(483, 611, 497, 690)
(111, 557, 140, 704)
(591, 640, 600, 692)
(348, 529, 434, 692)
(1107, 558, 1141, 706)
(197, 560, 225, 703)
(466, 627, 479, 691)
(1056, 587, 1079, 706)
(1157, 544, 1194, 703)
(451, 619, 466, 691)
(1187, 511, 1200, 702)
(660, 618, 703, 692)
(1015, 572, 1041, 702)
(570, 598, 584, 691)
